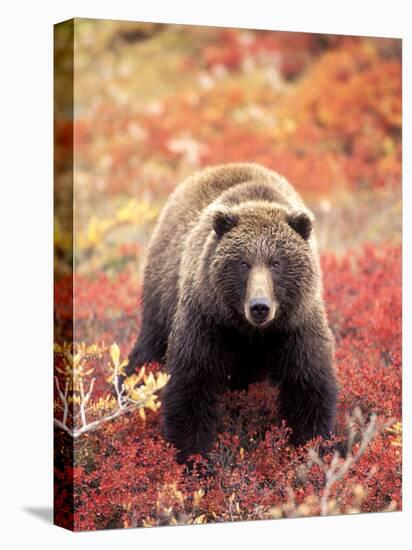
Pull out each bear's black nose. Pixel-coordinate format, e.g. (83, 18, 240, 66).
(249, 298, 270, 322)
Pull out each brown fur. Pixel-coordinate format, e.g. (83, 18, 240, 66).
(126, 163, 337, 463)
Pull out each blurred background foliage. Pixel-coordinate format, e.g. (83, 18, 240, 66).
(55, 19, 401, 278)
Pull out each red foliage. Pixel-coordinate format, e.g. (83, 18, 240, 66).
(71, 36, 401, 199)
(323, 245, 402, 421)
(274, 42, 402, 194)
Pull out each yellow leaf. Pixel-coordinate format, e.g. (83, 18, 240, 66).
(110, 343, 120, 367)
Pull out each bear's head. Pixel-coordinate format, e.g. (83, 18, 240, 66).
(210, 202, 317, 329)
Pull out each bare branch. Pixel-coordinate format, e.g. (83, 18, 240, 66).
(319, 412, 381, 516)
(55, 376, 70, 433)
(54, 343, 169, 439)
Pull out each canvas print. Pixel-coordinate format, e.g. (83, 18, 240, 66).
(54, 19, 402, 531)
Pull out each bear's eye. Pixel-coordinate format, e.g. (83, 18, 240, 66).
(270, 260, 281, 271)
(240, 261, 250, 272)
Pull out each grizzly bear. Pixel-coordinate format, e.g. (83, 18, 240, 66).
(124, 163, 337, 463)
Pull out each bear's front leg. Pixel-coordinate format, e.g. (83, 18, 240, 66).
(161, 310, 230, 463)
(162, 370, 220, 463)
(272, 319, 338, 446)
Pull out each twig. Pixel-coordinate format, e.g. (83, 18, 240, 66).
(308, 412, 382, 516)
(54, 403, 134, 438)
(54, 343, 169, 438)
(55, 376, 70, 427)
(79, 378, 95, 428)
(54, 379, 165, 438)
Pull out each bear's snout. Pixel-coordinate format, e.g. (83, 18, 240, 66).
(244, 266, 276, 327)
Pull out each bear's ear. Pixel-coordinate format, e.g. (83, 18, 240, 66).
(287, 211, 313, 240)
(213, 209, 238, 238)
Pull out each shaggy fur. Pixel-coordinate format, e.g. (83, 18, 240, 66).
(126, 163, 337, 463)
